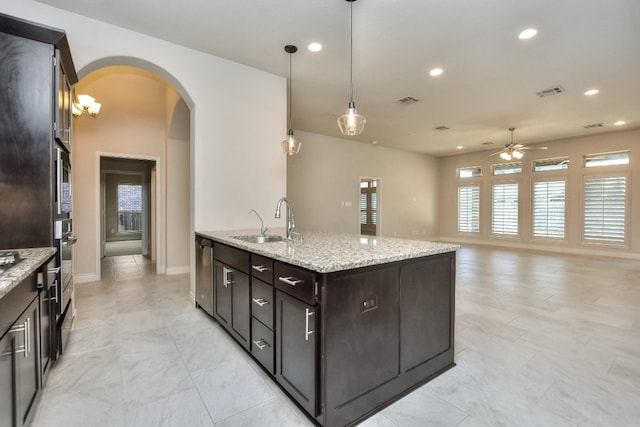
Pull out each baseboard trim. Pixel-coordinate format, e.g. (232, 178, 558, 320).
(73, 273, 99, 284)
(439, 236, 640, 260)
(166, 265, 190, 275)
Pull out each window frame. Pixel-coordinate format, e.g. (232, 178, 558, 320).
(531, 178, 567, 241)
(492, 162, 522, 176)
(457, 184, 481, 234)
(491, 180, 520, 238)
(581, 173, 629, 247)
(457, 166, 483, 179)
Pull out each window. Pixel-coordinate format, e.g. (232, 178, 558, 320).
(458, 185, 480, 233)
(457, 166, 483, 178)
(492, 183, 519, 235)
(360, 179, 377, 236)
(533, 157, 569, 172)
(492, 163, 522, 175)
(118, 184, 143, 232)
(584, 151, 629, 168)
(533, 180, 566, 238)
(583, 176, 627, 244)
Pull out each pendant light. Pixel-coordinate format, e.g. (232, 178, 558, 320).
(337, 0, 366, 136)
(281, 45, 302, 155)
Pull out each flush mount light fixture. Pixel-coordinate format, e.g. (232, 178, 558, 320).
(518, 28, 538, 40)
(584, 89, 599, 96)
(337, 0, 366, 136)
(308, 42, 322, 52)
(429, 68, 444, 77)
(281, 45, 302, 156)
(72, 93, 101, 118)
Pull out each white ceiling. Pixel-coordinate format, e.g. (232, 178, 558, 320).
(37, 0, 640, 156)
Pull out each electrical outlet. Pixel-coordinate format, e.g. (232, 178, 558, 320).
(362, 295, 378, 313)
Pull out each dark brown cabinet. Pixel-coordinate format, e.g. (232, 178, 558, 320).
(275, 289, 317, 417)
(199, 235, 456, 427)
(213, 244, 250, 350)
(1, 289, 40, 427)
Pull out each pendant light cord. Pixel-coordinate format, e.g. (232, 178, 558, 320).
(288, 50, 292, 130)
(349, 0, 354, 103)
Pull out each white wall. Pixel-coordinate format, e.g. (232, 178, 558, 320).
(438, 128, 640, 258)
(3, 1, 287, 294)
(287, 131, 440, 239)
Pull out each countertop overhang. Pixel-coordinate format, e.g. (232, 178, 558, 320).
(197, 229, 459, 273)
(0, 247, 56, 299)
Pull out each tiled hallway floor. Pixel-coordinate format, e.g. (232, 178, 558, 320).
(32, 247, 640, 426)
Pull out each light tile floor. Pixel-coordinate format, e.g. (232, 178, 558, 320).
(31, 247, 640, 426)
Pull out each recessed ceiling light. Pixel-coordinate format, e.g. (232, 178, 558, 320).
(308, 42, 322, 52)
(518, 28, 537, 40)
(456, 146, 464, 150)
(429, 68, 443, 77)
(614, 120, 626, 126)
(584, 89, 599, 96)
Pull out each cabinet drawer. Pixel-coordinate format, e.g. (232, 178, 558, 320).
(214, 243, 249, 274)
(251, 317, 274, 374)
(274, 262, 316, 306)
(252, 279, 274, 329)
(251, 254, 274, 284)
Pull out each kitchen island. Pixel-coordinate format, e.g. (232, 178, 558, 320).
(195, 229, 458, 426)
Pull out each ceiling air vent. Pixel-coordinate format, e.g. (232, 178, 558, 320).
(435, 125, 450, 131)
(482, 141, 494, 146)
(536, 86, 566, 97)
(395, 96, 419, 105)
(584, 123, 604, 129)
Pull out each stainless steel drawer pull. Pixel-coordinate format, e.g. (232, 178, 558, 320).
(278, 276, 303, 287)
(25, 318, 30, 357)
(253, 339, 269, 350)
(252, 264, 270, 273)
(305, 308, 314, 341)
(252, 298, 269, 307)
(223, 266, 233, 287)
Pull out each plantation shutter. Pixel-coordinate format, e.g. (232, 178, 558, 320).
(533, 180, 565, 238)
(458, 185, 480, 232)
(583, 176, 626, 243)
(492, 183, 519, 235)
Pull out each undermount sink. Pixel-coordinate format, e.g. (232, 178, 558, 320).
(233, 234, 284, 244)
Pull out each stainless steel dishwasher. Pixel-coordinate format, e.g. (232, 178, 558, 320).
(195, 236, 214, 316)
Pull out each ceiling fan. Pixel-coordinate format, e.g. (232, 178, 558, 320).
(490, 127, 547, 161)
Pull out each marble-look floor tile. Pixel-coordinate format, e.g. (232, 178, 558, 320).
(124, 388, 213, 427)
(380, 386, 467, 427)
(72, 304, 118, 330)
(192, 356, 277, 423)
(119, 327, 177, 356)
(117, 308, 166, 334)
(63, 323, 120, 356)
(121, 349, 193, 405)
(215, 396, 313, 427)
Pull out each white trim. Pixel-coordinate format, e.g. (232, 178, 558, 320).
(73, 273, 99, 284)
(166, 265, 191, 275)
(95, 152, 164, 281)
(440, 236, 640, 261)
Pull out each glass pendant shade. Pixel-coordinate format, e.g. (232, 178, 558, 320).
(281, 128, 301, 155)
(338, 101, 366, 136)
(512, 150, 524, 160)
(500, 151, 511, 161)
(338, 0, 366, 136)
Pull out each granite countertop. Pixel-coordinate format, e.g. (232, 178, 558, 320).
(197, 229, 459, 273)
(0, 247, 57, 299)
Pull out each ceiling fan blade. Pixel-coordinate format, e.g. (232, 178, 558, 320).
(521, 146, 548, 150)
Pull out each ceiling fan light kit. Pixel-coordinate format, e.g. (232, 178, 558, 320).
(492, 127, 547, 160)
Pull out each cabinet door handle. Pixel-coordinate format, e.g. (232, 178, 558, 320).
(252, 264, 270, 273)
(253, 339, 268, 350)
(278, 276, 303, 287)
(305, 308, 314, 341)
(252, 298, 269, 307)
(223, 266, 233, 287)
(25, 318, 30, 358)
(3, 324, 27, 356)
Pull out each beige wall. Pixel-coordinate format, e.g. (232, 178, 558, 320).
(287, 131, 440, 239)
(438, 128, 640, 258)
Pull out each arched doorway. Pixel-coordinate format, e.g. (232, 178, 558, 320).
(72, 61, 193, 282)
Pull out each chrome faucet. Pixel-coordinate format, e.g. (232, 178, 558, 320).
(248, 209, 268, 236)
(275, 197, 298, 240)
